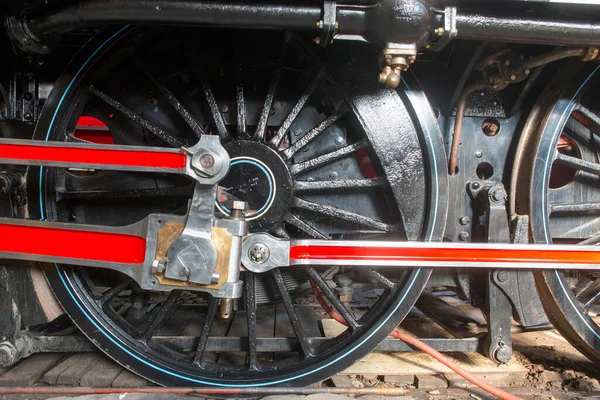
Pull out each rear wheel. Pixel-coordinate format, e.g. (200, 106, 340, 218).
(30, 27, 447, 386)
(513, 62, 600, 363)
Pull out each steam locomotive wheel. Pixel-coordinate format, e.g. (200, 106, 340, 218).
(28, 26, 447, 386)
(513, 63, 600, 363)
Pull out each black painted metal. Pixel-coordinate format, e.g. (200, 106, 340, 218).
(455, 13, 600, 46)
(26, 1, 322, 37)
(18, 334, 481, 354)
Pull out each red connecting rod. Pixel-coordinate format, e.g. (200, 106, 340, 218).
(0, 139, 187, 173)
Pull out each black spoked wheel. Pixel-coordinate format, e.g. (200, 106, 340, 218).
(29, 26, 447, 386)
(513, 62, 600, 363)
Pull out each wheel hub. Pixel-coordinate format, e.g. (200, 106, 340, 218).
(217, 140, 293, 232)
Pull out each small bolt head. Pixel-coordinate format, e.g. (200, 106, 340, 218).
(525, 69, 531, 75)
(334, 136, 345, 145)
(230, 200, 247, 211)
(199, 153, 215, 169)
(510, 74, 517, 81)
(151, 259, 166, 275)
(459, 216, 471, 226)
(471, 182, 481, 190)
(496, 271, 509, 282)
(249, 243, 270, 264)
(492, 188, 506, 202)
(475, 149, 484, 158)
(458, 231, 470, 242)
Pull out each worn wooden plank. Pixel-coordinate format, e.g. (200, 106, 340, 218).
(80, 356, 124, 387)
(336, 350, 527, 376)
(44, 353, 83, 385)
(112, 369, 151, 388)
(330, 374, 354, 387)
(0, 353, 65, 386)
(55, 353, 103, 385)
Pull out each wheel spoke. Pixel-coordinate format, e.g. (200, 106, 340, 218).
(244, 273, 259, 370)
(272, 269, 312, 357)
(555, 152, 600, 177)
(135, 56, 205, 138)
(139, 291, 181, 344)
(284, 212, 328, 239)
(295, 178, 385, 193)
(254, 61, 282, 142)
(577, 278, 600, 310)
(573, 104, 600, 135)
(199, 73, 231, 142)
(96, 279, 133, 306)
(292, 197, 397, 233)
(236, 73, 246, 136)
(271, 224, 291, 239)
(306, 267, 359, 330)
(550, 202, 600, 213)
(192, 296, 220, 366)
(89, 86, 184, 147)
(270, 69, 324, 148)
(283, 106, 349, 159)
(580, 233, 600, 245)
(290, 139, 368, 176)
(362, 267, 396, 289)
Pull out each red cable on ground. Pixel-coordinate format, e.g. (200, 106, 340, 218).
(310, 280, 522, 400)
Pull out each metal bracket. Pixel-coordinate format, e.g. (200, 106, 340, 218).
(478, 182, 513, 364)
(429, 7, 458, 51)
(316, 0, 337, 46)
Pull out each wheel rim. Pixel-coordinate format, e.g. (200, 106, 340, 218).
(29, 26, 447, 386)
(515, 62, 600, 361)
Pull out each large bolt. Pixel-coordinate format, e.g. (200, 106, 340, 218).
(493, 345, 513, 364)
(459, 216, 471, 226)
(249, 243, 270, 264)
(458, 231, 470, 242)
(0, 342, 18, 367)
(191, 150, 223, 177)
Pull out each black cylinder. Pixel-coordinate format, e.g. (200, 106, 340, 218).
(26, 1, 323, 38)
(456, 13, 600, 46)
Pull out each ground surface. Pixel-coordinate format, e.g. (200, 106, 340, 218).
(1, 298, 599, 399)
